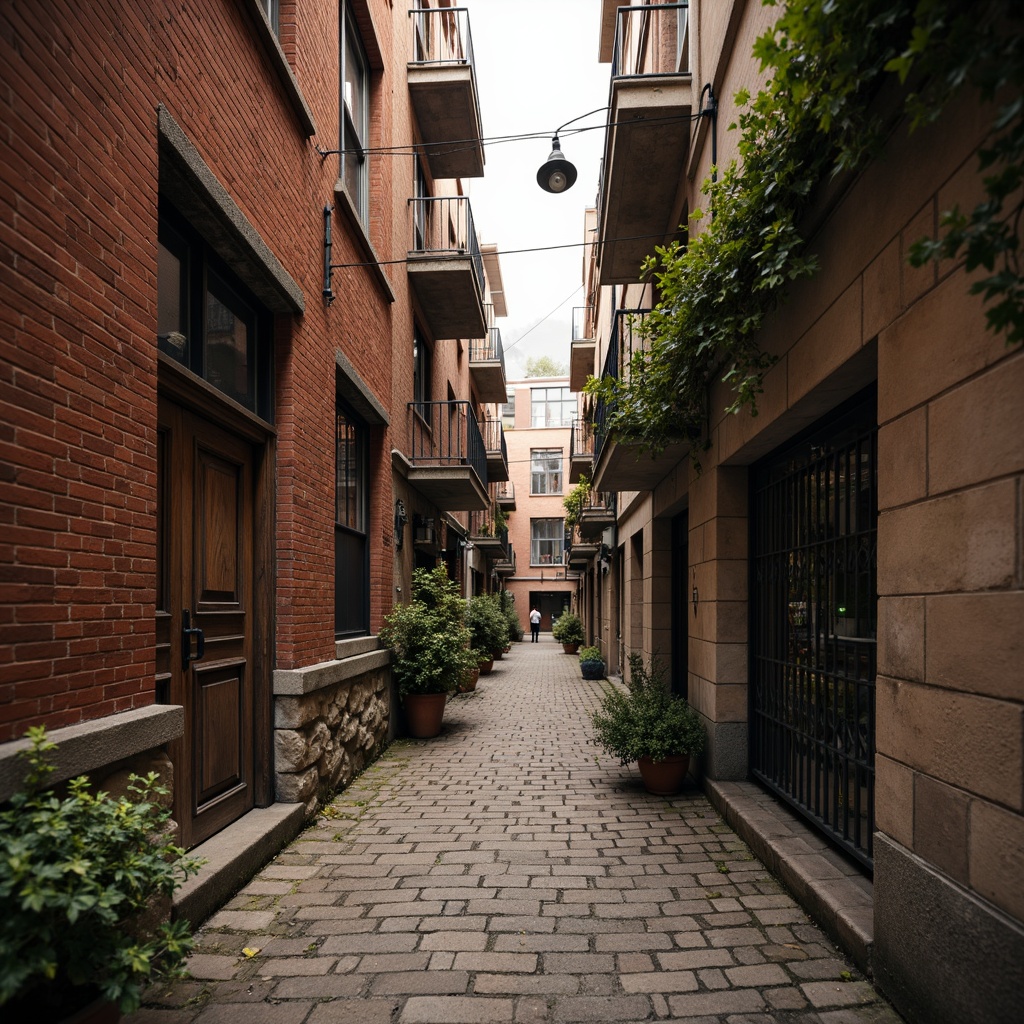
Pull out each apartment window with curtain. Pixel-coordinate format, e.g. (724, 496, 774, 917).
(336, 401, 369, 638)
(341, 2, 369, 222)
(530, 386, 574, 428)
(531, 518, 564, 565)
(530, 449, 563, 495)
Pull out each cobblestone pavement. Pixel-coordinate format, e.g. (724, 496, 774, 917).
(130, 637, 902, 1024)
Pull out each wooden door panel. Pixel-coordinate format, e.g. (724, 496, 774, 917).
(157, 396, 257, 848)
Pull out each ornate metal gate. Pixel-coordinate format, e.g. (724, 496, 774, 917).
(751, 392, 877, 868)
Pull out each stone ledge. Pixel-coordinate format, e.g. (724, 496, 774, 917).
(705, 778, 874, 974)
(335, 635, 383, 661)
(273, 646, 390, 696)
(0, 705, 185, 803)
(174, 802, 306, 928)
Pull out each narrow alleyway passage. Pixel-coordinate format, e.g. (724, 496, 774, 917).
(132, 638, 901, 1024)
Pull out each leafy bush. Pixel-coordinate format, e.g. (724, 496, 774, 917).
(466, 594, 509, 655)
(591, 654, 706, 765)
(381, 565, 475, 697)
(552, 612, 584, 646)
(0, 728, 202, 1016)
(498, 591, 523, 643)
(579, 646, 604, 663)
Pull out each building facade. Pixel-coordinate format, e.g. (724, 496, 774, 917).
(570, 3, 1023, 1023)
(0, 0, 506, 919)
(502, 377, 577, 634)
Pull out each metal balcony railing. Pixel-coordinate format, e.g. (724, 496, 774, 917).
(409, 195, 484, 296)
(612, 2, 690, 79)
(593, 309, 652, 462)
(572, 306, 594, 341)
(408, 400, 487, 486)
(469, 324, 505, 368)
(570, 418, 596, 462)
(478, 417, 507, 464)
(411, 5, 476, 67)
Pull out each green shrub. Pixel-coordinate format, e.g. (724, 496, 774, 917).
(466, 594, 509, 654)
(552, 612, 584, 646)
(0, 728, 202, 1016)
(579, 646, 604, 663)
(381, 565, 475, 696)
(591, 654, 706, 765)
(498, 591, 524, 643)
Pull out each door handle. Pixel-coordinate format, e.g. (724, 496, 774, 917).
(182, 609, 205, 668)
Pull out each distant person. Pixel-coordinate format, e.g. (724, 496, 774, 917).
(529, 606, 541, 643)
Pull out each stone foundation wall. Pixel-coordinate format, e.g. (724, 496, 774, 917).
(272, 640, 392, 817)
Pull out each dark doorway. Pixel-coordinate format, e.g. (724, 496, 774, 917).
(670, 510, 689, 696)
(750, 389, 877, 869)
(529, 591, 571, 632)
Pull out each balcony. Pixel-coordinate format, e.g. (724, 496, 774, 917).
(495, 479, 516, 512)
(569, 306, 596, 391)
(469, 508, 508, 558)
(564, 524, 600, 569)
(408, 6, 484, 179)
(592, 309, 689, 493)
(577, 491, 616, 540)
(408, 196, 486, 340)
(599, 2, 693, 284)
(479, 417, 509, 483)
(569, 417, 595, 484)
(405, 400, 489, 511)
(493, 542, 516, 578)
(469, 306, 508, 404)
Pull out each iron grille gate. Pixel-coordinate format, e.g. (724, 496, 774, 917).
(751, 393, 877, 869)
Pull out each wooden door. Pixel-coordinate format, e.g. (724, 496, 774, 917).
(157, 398, 256, 848)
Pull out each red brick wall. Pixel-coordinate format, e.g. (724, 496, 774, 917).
(0, 0, 403, 733)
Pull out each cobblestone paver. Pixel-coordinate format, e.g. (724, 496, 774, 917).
(130, 637, 902, 1024)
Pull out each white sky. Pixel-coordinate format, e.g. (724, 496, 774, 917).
(460, 0, 610, 380)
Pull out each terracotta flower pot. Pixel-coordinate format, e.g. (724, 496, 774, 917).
(491, 648, 504, 661)
(457, 667, 480, 693)
(562, 643, 580, 655)
(403, 692, 448, 738)
(478, 658, 494, 675)
(637, 754, 691, 796)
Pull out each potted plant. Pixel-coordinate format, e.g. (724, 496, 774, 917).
(381, 565, 476, 738)
(0, 728, 201, 1021)
(467, 594, 508, 664)
(590, 654, 706, 795)
(578, 645, 606, 680)
(477, 649, 495, 676)
(499, 591, 524, 644)
(562, 475, 590, 533)
(552, 612, 584, 654)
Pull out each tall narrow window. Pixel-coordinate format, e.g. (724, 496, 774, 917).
(341, 3, 369, 222)
(259, 0, 280, 35)
(413, 327, 432, 425)
(336, 401, 369, 638)
(530, 449, 563, 495)
(157, 211, 272, 421)
(413, 159, 429, 252)
(531, 518, 564, 565)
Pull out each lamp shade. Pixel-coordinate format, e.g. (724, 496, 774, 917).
(536, 135, 577, 193)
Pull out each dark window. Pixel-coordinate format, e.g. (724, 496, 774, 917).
(336, 401, 369, 638)
(341, 2, 369, 223)
(258, 0, 280, 35)
(157, 211, 273, 420)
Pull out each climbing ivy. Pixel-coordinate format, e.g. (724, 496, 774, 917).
(584, 0, 1023, 458)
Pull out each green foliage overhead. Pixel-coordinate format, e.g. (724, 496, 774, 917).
(525, 355, 568, 378)
(0, 728, 201, 1015)
(591, 655, 706, 765)
(562, 475, 591, 532)
(585, 0, 1022, 459)
(380, 565, 475, 696)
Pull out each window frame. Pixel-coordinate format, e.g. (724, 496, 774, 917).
(335, 399, 370, 639)
(530, 448, 564, 495)
(530, 386, 575, 428)
(341, 1, 370, 224)
(530, 517, 565, 566)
